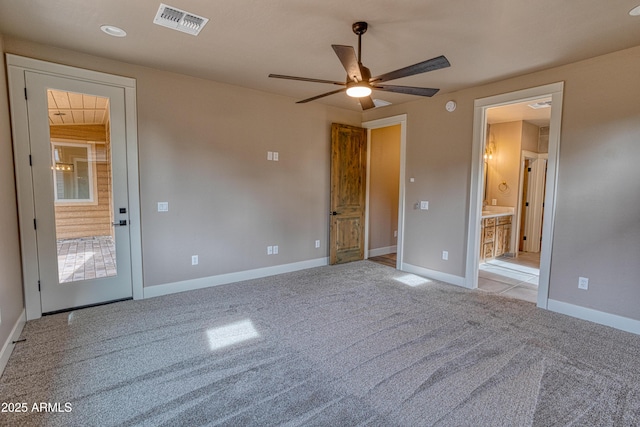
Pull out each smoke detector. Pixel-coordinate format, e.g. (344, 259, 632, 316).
(153, 3, 209, 36)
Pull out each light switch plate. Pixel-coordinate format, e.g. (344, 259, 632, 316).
(420, 201, 429, 210)
(273, 245, 279, 254)
(157, 202, 168, 212)
(267, 151, 273, 161)
(578, 276, 589, 290)
(315, 240, 320, 248)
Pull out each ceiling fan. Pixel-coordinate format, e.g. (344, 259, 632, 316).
(269, 21, 451, 110)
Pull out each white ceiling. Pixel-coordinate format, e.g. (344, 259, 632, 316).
(1, 1, 639, 111)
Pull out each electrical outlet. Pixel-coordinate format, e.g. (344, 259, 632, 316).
(157, 202, 168, 212)
(273, 152, 279, 161)
(315, 240, 320, 248)
(273, 245, 279, 255)
(267, 246, 273, 255)
(420, 201, 429, 210)
(191, 255, 198, 265)
(578, 276, 589, 290)
(442, 251, 449, 261)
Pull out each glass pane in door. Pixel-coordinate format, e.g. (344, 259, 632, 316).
(48, 89, 117, 283)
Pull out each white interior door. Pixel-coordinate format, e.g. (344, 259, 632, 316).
(26, 71, 132, 313)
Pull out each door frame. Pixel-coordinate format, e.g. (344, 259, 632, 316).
(362, 114, 407, 270)
(6, 54, 143, 320)
(465, 83, 563, 309)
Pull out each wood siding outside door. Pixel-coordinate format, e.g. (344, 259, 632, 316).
(330, 123, 367, 264)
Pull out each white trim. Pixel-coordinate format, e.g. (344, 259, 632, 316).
(144, 257, 329, 299)
(465, 83, 564, 313)
(368, 246, 397, 257)
(6, 54, 136, 88)
(362, 114, 407, 270)
(0, 310, 26, 378)
(402, 262, 467, 288)
(6, 55, 142, 318)
(547, 299, 640, 336)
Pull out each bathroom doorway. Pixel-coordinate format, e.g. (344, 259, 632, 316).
(477, 101, 550, 303)
(465, 83, 564, 309)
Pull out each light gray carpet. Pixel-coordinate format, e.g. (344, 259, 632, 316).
(1, 261, 640, 426)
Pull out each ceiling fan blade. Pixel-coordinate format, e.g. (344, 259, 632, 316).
(371, 55, 450, 83)
(373, 84, 440, 97)
(269, 74, 345, 86)
(296, 88, 347, 104)
(332, 45, 362, 82)
(359, 96, 375, 110)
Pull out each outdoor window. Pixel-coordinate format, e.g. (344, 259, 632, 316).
(51, 141, 97, 204)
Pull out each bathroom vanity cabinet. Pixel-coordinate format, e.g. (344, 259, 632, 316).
(480, 214, 512, 261)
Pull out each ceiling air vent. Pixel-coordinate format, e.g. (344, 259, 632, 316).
(153, 3, 209, 36)
(528, 100, 552, 109)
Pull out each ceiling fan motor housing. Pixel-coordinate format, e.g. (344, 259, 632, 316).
(352, 21, 368, 35)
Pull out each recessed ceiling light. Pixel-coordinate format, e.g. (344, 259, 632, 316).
(630, 5, 640, 16)
(100, 25, 127, 37)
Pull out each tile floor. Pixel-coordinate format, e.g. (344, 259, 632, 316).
(477, 252, 541, 303)
(57, 236, 117, 283)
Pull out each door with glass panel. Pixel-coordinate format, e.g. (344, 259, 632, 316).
(26, 71, 132, 313)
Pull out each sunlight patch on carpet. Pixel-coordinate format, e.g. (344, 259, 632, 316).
(206, 319, 260, 351)
(393, 274, 432, 287)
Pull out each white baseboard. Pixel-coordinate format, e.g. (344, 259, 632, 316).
(401, 263, 467, 288)
(547, 299, 640, 336)
(144, 257, 329, 299)
(0, 309, 26, 379)
(368, 246, 397, 257)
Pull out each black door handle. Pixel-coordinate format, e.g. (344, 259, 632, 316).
(330, 211, 338, 216)
(112, 220, 127, 226)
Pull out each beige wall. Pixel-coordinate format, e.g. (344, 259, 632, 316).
(369, 125, 400, 252)
(0, 34, 25, 351)
(3, 37, 361, 287)
(3, 36, 640, 323)
(364, 45, 640, 321)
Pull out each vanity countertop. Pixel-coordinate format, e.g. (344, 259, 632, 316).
(481, 211, 513, 219)
(481, 206, 515, 219)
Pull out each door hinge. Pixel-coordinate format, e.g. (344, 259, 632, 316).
(24, 87, 27, 100)
(38, 280, 41, 292)
(33, 218, 37, 230)
(29, 155, 32, 166)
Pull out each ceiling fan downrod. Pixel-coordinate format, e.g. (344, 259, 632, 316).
(352, 21, 368, 63)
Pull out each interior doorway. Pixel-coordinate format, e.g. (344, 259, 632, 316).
(367, 124, 401, 268)
(476, 100, 550, 303)
(466, 83, 564, 309)
(362, 115, 407, 270)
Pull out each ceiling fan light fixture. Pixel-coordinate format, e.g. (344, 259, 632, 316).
(346, 84, 372, 98)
